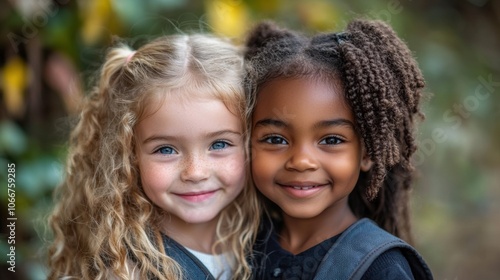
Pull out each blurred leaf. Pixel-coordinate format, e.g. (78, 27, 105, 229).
(0, 120, 28, 155)
(111, 0, 185, 24)
(1, 56, 28, 117)
(43, 8, 80, 60)
(296, 0, 340, 31)
(80, 0, 122, 45)
(205, 0, 249, 38)
(17, 158, 63, 198)
(249, 0, 283, 14)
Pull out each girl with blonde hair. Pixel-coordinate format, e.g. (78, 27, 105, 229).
(47, 34, 260, 279)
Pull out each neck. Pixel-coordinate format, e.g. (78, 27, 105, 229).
(279, 200, 357, 255)
(161, 213, 220, 254)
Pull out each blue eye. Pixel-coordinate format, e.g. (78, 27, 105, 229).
(319, 136, 343, 145)
(156, 146, 176, 154)
(210, 141, 230, 150)
(263, 136, 288, 145)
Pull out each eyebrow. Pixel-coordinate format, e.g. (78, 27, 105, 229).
(206, 129, 242, 139)
(141, 129, 242, 145)
(253, 118, 355, 130)
(314, 119, 356, 129)
(253, 118, 287, 128)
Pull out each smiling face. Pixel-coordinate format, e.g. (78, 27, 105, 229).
(135, 95, 246, 229)
(251, 77, 372, 222)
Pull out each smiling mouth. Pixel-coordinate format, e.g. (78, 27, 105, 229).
(277, 183, 329, 190)
(175, 190, 218, 202)
(180, 190, 216, 196)
(276, 182, 328, 198)
(290, 185, 317, 190)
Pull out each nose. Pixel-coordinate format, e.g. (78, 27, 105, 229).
(284, 144, 319, 172)
(180, 153, 210, 183)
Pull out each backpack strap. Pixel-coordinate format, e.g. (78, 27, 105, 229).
(313, 218, 433, 280)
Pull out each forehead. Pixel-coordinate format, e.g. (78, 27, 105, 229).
(254, 76, 351, 119)
(135, 95, 243, 139)
(140, 86, 240, 118)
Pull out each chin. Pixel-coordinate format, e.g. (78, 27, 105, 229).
(181, 212, 220, 224)
(282, 208, 322, 220)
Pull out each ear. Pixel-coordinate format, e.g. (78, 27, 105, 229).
(360, 146, 373, 172)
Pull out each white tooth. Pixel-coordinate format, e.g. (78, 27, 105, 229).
(293, 186, 314, 190)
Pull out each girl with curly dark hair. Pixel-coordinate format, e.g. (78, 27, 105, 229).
(245, 19, 433, 279)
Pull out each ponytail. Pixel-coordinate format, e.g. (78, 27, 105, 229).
(98, 46, 135, 93)
(338, 19, 425, 243)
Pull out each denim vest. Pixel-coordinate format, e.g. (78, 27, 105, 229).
(313, 218, 433, 280)
(162, 235, 216, 280)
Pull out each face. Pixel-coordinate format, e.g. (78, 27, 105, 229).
(251, 77, 372, 221)
(135, 95, 246, 228)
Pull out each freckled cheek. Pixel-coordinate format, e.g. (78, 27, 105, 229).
(138, 161, 174, 192)
(218, 153, 247, 190)
(138, 161, 152, 187)
(138, 169, 161, 203)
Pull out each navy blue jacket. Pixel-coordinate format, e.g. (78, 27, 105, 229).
(252, 218, 433, 280)
(314, 218, 433, 280)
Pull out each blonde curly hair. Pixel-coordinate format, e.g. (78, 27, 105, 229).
(48, 34, 260, 279)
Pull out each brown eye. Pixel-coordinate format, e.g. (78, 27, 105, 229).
(261, 135, 288, 145)
(319, 136, 343, 145)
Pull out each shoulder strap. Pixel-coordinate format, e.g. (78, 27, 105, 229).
(313, 218, 433, 280)
(162, 235, 216, 280)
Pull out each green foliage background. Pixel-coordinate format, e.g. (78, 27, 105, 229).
(1, 0, 499, 279)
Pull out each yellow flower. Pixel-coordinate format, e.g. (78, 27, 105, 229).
(205, 0, 249, 38)
(1, 56, 28, 117)
(80, 0, 122, 45)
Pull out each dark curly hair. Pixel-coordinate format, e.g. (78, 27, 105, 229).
(244, 19, 425, 242)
